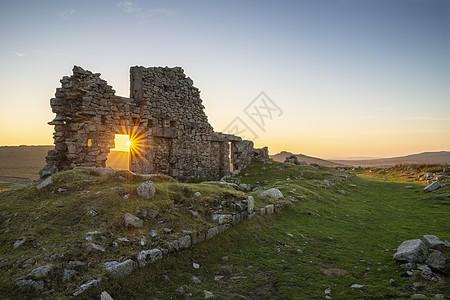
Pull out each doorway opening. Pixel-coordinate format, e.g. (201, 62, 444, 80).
(106, 134, 131, 170)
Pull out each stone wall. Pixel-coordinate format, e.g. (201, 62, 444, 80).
(40, 66, 268, 181)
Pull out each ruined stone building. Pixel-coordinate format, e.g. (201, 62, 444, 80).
(40, 66, 268, 181)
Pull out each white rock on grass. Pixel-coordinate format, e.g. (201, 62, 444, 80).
(15, 279, 44, 291)
(204, 290, 215, 298)
(104, 260, 137, 279)
(247, 196, 255, 213)
(393, 239, 428, 263)
(424, 181, 441, 192)
(100, 291, 114, 300)
(13, 239, 26, 249)
(36, 177, 53, 190)
(350, 284, 364, 289)
(73, 278, 102, 297)
(258, 188, 283, 198)
(27, 264, 54, 279)
(136, 180, 156, 199)
(137, 249, 163, 267)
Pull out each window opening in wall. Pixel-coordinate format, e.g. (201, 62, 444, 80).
(229, 142, 234, 172)
(106, 134, 131, 170)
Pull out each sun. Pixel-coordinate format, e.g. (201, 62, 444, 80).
(127, 140, 132, 147)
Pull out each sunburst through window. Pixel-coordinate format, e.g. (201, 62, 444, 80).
(106, 134, 131, 170)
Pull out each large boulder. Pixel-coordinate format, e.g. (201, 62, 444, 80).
(423, 235, 445, 251)
(424, 181, 441, 192)
(426, 250, 449, 274)
(393, 239, 428, 263)
(258, 188, 284, 199)
(104, 260, 137, 279)
(136, 180, 156, 199)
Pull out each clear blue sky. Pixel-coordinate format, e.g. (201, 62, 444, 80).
(0, 0, 449, 158)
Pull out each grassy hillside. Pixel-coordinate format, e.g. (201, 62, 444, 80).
(0, 146, 53, 180)
(0, 161, 448, 299)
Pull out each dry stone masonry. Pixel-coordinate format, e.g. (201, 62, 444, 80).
(40, 66, 268, 181)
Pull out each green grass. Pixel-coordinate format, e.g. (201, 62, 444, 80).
(0, 162, 448, 299)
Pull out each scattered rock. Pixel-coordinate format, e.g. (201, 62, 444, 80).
(189, 210, 199, 217)
(222, 256, 229, 261)
(258, 188, 284, 198)
(193, 263, 200, 269)
(423, 235, 444, 251)
(213, 214, 232, 225)
(86, 209, 98, 216)
(13, 239, 26, 249)
(15, 279, 44, 291)
(175, 286, 185, 293)
(36, 177, 53, 190)
(420, 265, 441, 282)
(136, 180, 156, 199)
(192, 275, 202, 284)
(21, 258, 35, 269)
(265, 204, 275, 214)
(426, 250, 449, 273)
(393, 239, 428, 263)
(214, 275, 224, 281)
(86, 243, 106, 253)
(104, 260, 137, 279)
(400, 262, 416, 270)
(350, 284, 364, 289)
(411, 294, 427, 299)
(137, 249, 162, 267)
(405, 186, 413, 189)
(163, 228, 172, 233)
(27, 264, 54, 279)
(247, 196, 255, 213)
(123, 194, 130, 200)
(424, 181, 441, 192)
(124, 213, 143, 228)
(62, 269, 78, 282)
(149, 230, 158, 237)
(324, 287, 331, 294)
(68, 260, 85, 267)
(100, 291, 114, 300)
(194, 191, 202, 197)
(73, 278, 102, 297)
(204, 290, 215, 298)
(337, 190, 346, 195)
(147, 209, 158, 219)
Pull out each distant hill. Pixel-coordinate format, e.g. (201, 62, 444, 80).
(0, 145, 53, 179)
(331, 151, 450, 167)
(270, 151, 343, 166)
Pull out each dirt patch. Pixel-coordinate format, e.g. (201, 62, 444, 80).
(321, 268, 347, 276)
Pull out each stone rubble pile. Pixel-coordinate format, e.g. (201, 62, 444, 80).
(393, 235, 449, 284)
